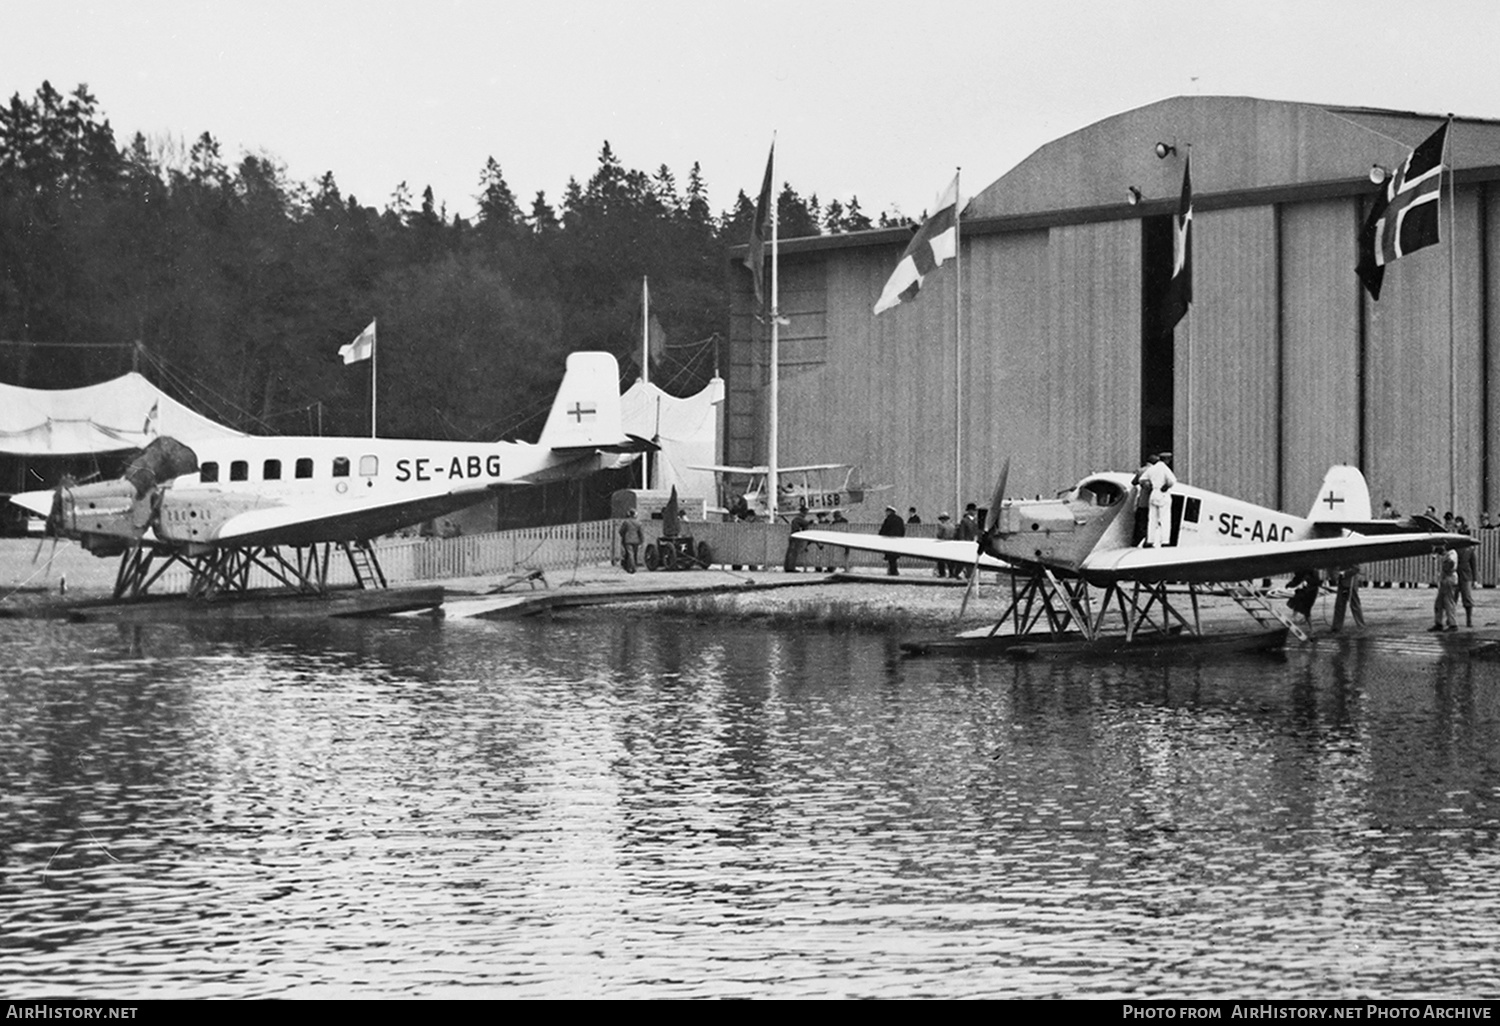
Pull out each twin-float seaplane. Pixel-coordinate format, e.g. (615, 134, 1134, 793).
(793, 461, 1474, 652)
(694, 462, 889, 521)
(10, 352, 649, 600)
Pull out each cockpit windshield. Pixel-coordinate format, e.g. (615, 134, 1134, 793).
(1073, 478, 1125, 507)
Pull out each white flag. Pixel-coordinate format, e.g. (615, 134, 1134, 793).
(340, 319, 376, 364)
(874, 175, 960, 314)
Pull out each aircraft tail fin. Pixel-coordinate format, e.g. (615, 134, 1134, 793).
(1307, 465, 1373, 523)
(537, 352, 626, 450)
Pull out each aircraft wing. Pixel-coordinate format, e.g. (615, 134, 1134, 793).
(1078, 531, 1471, 584)
(778, 463, 852, 473)
(792, 529, 1009, 570)
(1316, 515, 1446, 536)
(692, 463, 765, 474)
(211, 484, 503, 547)
(553, 433, 659, 455)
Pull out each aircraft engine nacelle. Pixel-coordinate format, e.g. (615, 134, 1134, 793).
(54, 480, 154, 552)
(993, 499, 1101, 571)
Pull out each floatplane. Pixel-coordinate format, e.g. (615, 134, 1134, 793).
(694, 462, 889, 521)
(10, 352, 649, 602)
(793, 460, 1473, 653)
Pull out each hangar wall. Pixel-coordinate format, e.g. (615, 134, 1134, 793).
(726, 97, 1500, 524)
(1279, 200, 1361, 515)
(1179, 205, 1280, 509)
(1363, 187, 1485, 519)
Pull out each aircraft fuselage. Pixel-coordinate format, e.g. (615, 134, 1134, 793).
(18, 436, 614, 552)
(993, 472, 1342, 581)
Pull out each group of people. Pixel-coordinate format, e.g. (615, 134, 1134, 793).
(1431, 522, 1478, 631)
(784, 503, 847, 572)
(878, 502, 980, 577)
(1283, 512, 1481, 633)
(1285, 565, 1367, 632)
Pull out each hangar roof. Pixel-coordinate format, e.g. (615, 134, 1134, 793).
(759, 95, 1500, 256)
(967, 94, 1500, 220)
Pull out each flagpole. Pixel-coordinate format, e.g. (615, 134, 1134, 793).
(954, 167, 963, 518)
(1183, 148, 1192, 482)
(642, 276, 650, 387)
(1446, 115, 1456, 515)
(768, 139, 780, 523)
(371, 317, 378, 439)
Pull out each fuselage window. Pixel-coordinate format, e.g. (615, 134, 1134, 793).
(230, 460, 249, 482)
(200, 462, 219, 483)
(332, 457, 350, 478)
(295, 457, 313, 479)
(359, 455, 378, 477)
(264, 459, 281, 481)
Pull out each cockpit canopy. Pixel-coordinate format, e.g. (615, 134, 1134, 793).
(1067, 476, 1128, 508)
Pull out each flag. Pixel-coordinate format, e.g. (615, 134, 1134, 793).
(142, 400, 159, 437)
(1357, 121, 1448, 301)
(743, 143, 773, 306)
(339, 319, 376, 364)
(641, 277, 666, 370)
(647, 312, 667, 367)
(873, 174, 960, 314)
(1162, 154, 1193, 330)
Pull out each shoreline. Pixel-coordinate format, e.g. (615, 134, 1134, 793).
(2, 537, 1491, 640)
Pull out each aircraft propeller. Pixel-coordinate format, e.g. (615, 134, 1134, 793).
(959, 458, 1009, 622)
(32, 475, 76, 565)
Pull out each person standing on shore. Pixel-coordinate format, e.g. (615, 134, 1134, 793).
(879, 505, 905, 576)
(1287, 568, 1321, 626)
(1456, 517, 1477, 627)
(784, 503, 812, 572)
(934, 512, 955, 578)
(1431, 546, 1460, 632)
(1331, 564, 1365, 632)
(618, 510, 644, 574)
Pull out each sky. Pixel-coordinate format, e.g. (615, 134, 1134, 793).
(4, 0, 1499, 223)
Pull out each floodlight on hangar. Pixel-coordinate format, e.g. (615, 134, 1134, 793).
(1154, 142, 1177, 159)
(1369, 164, 1389, 184)
(1126, 186, 1143, 205)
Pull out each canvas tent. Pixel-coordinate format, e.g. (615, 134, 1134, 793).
(0, 372, 244, 455)
(620, 376, 723, 500)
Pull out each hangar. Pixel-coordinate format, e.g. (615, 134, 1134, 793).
(726, 95, 1500, 522)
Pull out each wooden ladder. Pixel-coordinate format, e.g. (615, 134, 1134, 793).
(344, 541, 387, 590)
(1223, 583, 1308, 642)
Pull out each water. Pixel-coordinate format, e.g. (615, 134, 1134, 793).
(2, 611, 1500, 999)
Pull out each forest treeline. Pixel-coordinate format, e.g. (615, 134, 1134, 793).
(0, 81, 908, 440)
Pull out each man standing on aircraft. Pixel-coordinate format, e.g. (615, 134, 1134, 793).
(1138, 454, 1177, 547)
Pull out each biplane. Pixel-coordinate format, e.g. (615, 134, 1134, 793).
(693, 462, 888, 521)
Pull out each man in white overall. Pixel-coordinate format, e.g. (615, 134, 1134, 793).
(1138, 453, 1177, 547)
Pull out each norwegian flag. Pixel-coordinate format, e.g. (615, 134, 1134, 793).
(742, 144, 774, 307)
(1357, 121, 1448, 301)
(1163, 154, 1193, 330)
(874, 175, 960, 314)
